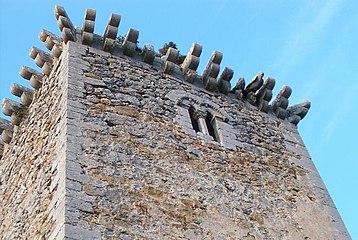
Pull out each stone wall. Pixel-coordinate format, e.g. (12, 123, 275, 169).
(0, 3, 350, 236)
(57, 41, 349, 239)
(0, 44, 69, 239)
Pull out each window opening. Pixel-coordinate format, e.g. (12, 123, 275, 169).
(205, 112, 218, 141)
(189, 107, 200, 132)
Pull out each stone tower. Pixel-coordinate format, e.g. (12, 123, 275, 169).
(0, 5, 351, 240)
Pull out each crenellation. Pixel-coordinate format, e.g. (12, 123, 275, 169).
(14, 5, 312, 129)
(2, 5, 312, 135)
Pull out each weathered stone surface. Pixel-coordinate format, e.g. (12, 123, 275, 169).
(19, 41, 343, 239)
(81, 9, 96, 46)
(0, 14, 350, 240)
(122, 28, 139, 57)
(202, 50, 222, 92)
(0, 43, 69, 239)
(217, 67, 234, 94)
(55, 5, 76, 42)
(181, 43, 202, 74)
(103, 13, 121, 53)
(1, 98, 20, 116)
(287, 100, 311, 125)
(245, 72, 264, 94)
(271, 85, 292, 119)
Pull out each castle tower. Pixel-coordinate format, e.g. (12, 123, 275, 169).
(0, 6, 351, 240)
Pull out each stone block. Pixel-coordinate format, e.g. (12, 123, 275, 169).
(66, 188, 95, 203)
(65, 224, 101, 240)
(66, 196, 94, 213)
(67, 169, 90, 184)
(217, 67, 234, 94)
(122, 28, 139, 57)
(2, 98, 20, 116)
(174, 116, 192, 127)
(142, 44, 155, 64)
(66, 179, 83, 192)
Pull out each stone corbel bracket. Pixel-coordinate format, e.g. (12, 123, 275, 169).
(255, 77, 275, 113)
(1, 98, 28, 126)
(19, 66, 44, 90)
(10, 83, 34, 107)
(103, 13, 121, 53)
(142, 44, 155, 64)
(29, 47, 54, 76)
(122, 28, 139, 57)
(39, 29, 63, 58)
(0, 118, 13, 145)
(230, 77, 245, 99)
(54, 5, 76, 43)
(82, 9, 96, 46)
(181, 43, 202, 84)
(163, 47, 179, 75)
(271, 85, 292, 120)
(202, 51, 223, 92)
(217, 67, 234, 95)
(287, 101, 311, 125)
(244, 72, 264, 105)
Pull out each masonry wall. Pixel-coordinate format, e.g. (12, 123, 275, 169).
(0, 46, 69, 239)
(59, 41, 350, 239)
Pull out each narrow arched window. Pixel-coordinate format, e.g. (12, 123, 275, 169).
(189, 106, 200, 132)
(205, 112, 218, 142)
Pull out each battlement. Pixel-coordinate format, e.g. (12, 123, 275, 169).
(0, 5, 311, 158)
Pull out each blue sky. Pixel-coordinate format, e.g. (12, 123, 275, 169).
(0, 0, 357, 237)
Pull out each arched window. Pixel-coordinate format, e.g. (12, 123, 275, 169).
(167, 90, 236, 148)
(189, 106, 200, 133)
(188, 107, 219, 143)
